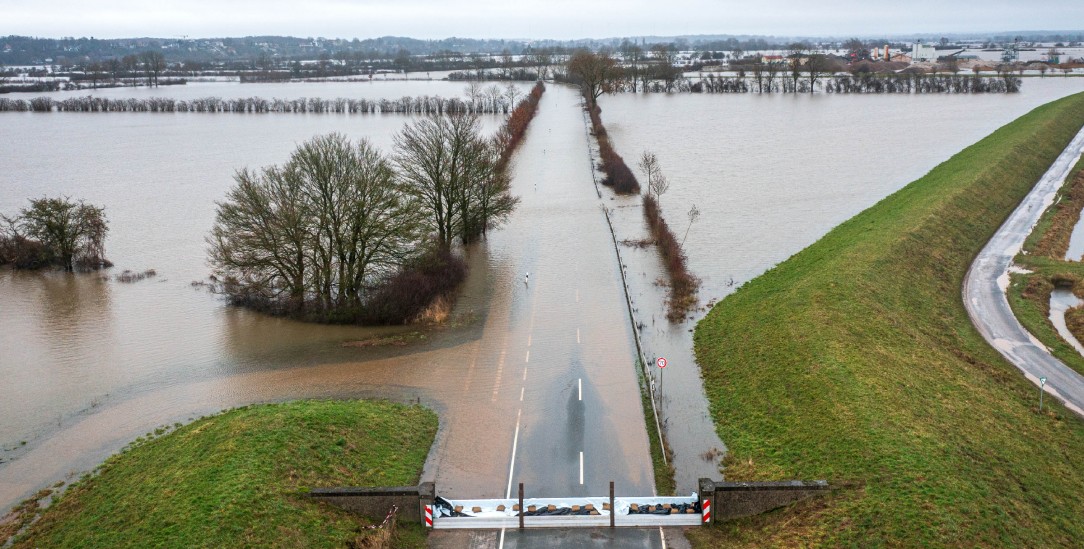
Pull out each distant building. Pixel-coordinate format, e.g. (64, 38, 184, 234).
(911, 43, 937, 62)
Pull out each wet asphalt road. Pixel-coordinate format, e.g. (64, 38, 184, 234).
(963, 124, 1084, 416)
(430, 84, 665, 547)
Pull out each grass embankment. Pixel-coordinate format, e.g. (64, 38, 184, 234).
(637, 361, 676, 496)
(692, 92, 1084, 546)
(9, 400, 437, 549)
(1007, 154, 1084, 377)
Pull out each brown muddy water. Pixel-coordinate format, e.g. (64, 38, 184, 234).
(597, 78, 1084, 491)
(3, 79, 1084, 512)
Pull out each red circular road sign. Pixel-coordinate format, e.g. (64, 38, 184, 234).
(656, 357, 668, 369)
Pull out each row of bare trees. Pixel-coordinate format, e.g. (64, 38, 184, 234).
(562, 48, 1020, 96)
(0, 94, 519, 114)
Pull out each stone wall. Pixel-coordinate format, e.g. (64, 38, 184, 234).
(309, 482, 435, 523)
(700, 478, 829, 522)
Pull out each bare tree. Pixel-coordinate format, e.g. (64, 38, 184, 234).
(500, 48, 514, 79)
(764, 58, 782, 92)
(504, 84, 521, 108)
(681, 204, 700, 249)
(638, 151, 670, 203)
(208, 134, 421, 314)
(566, 49, 619, 108)
(526, 47, 553, 80)
(805, 52, 831, 93)
(464, 82, 483, 109)
(651, 43, 682, 92)
(139, 50, 166, 87)
(394, 114, 517, 247)
(787, 42, 807, 93)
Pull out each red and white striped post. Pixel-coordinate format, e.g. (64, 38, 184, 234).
(424, 504, 433, 527)
(701, 498, 711, 524)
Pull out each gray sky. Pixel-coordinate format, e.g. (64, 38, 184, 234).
(5, 0, 1084, 40)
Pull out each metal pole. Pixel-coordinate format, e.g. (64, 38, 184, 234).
(518, 482, 524, 530)
(609, 481, 615, 528)
(1040, 377, 1047, 412)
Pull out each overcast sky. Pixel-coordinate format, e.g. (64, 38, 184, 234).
(5, 0, 1083, 40)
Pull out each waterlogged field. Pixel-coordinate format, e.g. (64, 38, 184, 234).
(3, 77, 1084, 520)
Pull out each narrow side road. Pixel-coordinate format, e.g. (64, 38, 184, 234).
(963, 124, 1084, 416)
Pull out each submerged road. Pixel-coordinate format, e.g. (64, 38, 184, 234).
(430, 84, 669, 548)
(963, 124, 1084, 416)
(0, 85, 672, 547)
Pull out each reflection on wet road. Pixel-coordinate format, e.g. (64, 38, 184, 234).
(2, 84, 663, 547)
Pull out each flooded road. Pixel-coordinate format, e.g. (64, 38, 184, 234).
(6, 77, 1084, 523)
(0, 84, 657, 526)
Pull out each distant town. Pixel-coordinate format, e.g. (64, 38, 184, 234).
(1, 32, 1082, 93)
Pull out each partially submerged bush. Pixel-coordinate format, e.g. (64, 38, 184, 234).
(1, 196, 110, 271)
(359, 246, 467, 325)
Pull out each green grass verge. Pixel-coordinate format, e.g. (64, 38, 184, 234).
(1009, 151, 1084, 378)
(11, 400, 437, 549)
(693, 92, 1084, 546)
(638, 361, 676, 496)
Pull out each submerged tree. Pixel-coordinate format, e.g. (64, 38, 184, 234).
(566, 49, 619, 108)
(638, 151, 670, 204)
(1, 196, 108, 271)
(208, 133, 424, 317)
(139, 50, 166, 87)
(394, 113, 517, 248)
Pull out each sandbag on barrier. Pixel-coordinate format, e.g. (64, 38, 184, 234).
(432, 494, 700, 518)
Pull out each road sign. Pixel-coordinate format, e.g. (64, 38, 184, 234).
(656, 357, 667, 369)
(1040, 377, 1047, 385)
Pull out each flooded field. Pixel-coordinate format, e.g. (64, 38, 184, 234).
(3, 77, 1084, 510)
(598, 78, 1084, 490)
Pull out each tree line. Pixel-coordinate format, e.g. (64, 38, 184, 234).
(566, 51, 699, 319)
(209, 84, 545, 324)
(0, 94, 521, 114)
(561, 48, 1022, 96)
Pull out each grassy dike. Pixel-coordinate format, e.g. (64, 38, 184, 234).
(9, 400, 437, 548)
(691, 93, 1084, 547)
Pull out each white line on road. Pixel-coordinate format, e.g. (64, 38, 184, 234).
(520, 387, 524, 402)
(579, 451, 584, 485)
(525, 350, 530, 363)
(577, 328, 581, 344)
(505, 408, 522, 499)
(578, 378, 582, 401)
(522, 368, 527, 381)
(527, 334, 532, 347)
(491, 348, 507, 402)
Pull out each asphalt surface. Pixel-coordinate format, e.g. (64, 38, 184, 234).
(962, 124, 1084, 416)
(431, 84, 668, 548)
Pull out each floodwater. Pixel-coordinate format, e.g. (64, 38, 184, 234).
(598, 78, 1084, 490)
(0, 83, 656, 517)
(18, 78, 519, 102)
(1049, 288, 1084, 356)
(4, 78, 1084, 513)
